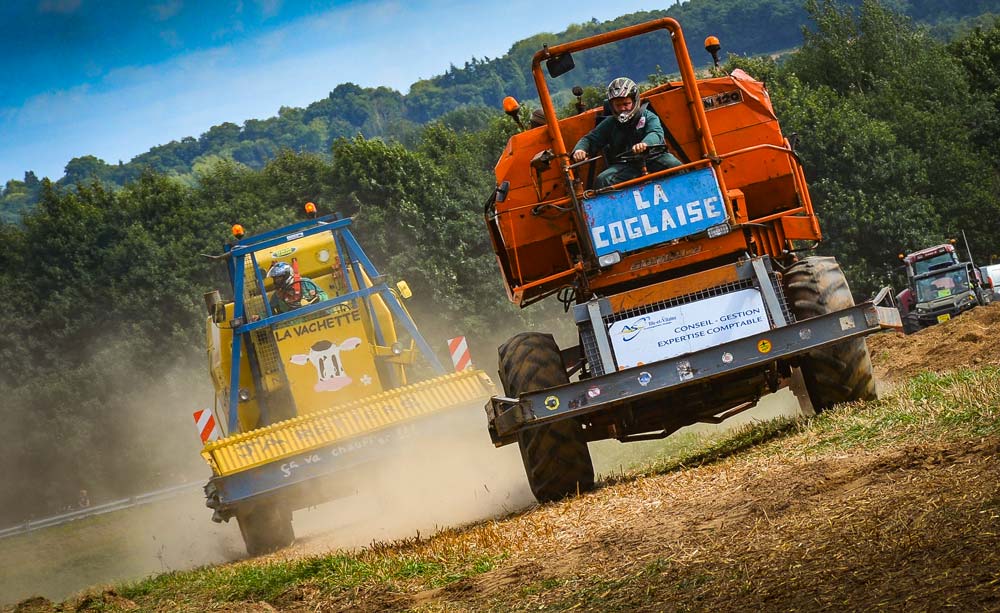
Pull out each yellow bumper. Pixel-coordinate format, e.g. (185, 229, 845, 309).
(202, 369, 495, 476)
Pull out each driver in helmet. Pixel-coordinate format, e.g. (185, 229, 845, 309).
(571, 77, 680, 188)
(267, 261, 328, 314)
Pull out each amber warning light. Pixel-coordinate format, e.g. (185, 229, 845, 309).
(502, 96, 526, 131)
(705, 35, 722, 68)
(231, 223, 245, 239)
(304, 201, 317, 217)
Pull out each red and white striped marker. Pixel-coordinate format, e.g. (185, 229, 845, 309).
(193, 409, 221, 444)
(448, 336, 472, 371)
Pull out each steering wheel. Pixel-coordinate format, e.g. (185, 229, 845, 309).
(614, 143, 670, 164)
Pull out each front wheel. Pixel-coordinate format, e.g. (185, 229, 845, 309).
(785, 257, 877, 412)
(498, 333, 595, 502)
(236, 501, 294, 556)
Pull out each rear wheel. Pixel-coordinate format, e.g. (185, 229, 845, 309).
(236, 501, 294, 556)
(498, 333, 595, 502)
(785, 257, 876, 412)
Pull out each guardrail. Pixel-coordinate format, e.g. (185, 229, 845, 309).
(0, 481, 204, 541)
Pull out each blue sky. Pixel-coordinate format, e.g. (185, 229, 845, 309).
(0, 0, 670, 183)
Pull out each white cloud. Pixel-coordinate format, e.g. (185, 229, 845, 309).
(253, 0, 283, 19)
(150, 0, 183, 21)
(38, 0, 81, 15)
(1, 0, 662, 182)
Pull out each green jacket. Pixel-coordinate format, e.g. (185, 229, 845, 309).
(270, 278, 328, 314)
(574, 104, 672, 165)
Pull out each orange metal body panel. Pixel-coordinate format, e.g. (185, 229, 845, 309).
(487, 18, 821, 306)
(606, 262, 743, 312)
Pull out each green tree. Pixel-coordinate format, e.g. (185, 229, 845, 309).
(948, 17, 1000, 160)
(773, 0, 1000, 291)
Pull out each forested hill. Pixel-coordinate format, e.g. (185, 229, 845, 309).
(1, 0, 999, 527)
(0, 0, 993, 220)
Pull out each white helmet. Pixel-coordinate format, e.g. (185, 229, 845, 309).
(607, 77, 640, 124)
(267, 261, 295, 290)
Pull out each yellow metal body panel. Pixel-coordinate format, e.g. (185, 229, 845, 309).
(274, 303, 384, 414)
(255, 232, 342, 282)
(206, 306, 261, 433)
(202, 368, 495, 476)
(204, 227, 419, 435)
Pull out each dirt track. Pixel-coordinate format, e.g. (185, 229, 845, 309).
(8, 304, 1000, 612)
(360, 307, 1000, 611)
(867, 300, 1000, 383)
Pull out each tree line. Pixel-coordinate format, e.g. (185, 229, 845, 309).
(0, 0, 992, 221)
(0, 0, 999, 524)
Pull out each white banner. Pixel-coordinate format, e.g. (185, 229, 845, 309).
(608, 289, 771, 369)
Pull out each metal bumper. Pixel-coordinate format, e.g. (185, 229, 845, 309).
(206, 419, 422, 517)
(202, 369, 495, 515)
(487, 303, 887, 446)
(912, 296, 978, 326)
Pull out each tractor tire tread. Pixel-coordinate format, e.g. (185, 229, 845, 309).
(237, 502, 294, 556)
(785, 257, 877, 412)
(499, 333, 595, 502)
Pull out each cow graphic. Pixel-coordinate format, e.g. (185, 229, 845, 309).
(289, 337, 362, 392)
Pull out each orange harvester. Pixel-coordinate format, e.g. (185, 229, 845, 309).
(484, 17, 894, 504)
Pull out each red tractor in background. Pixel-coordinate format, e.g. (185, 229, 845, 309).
(896, 242, 991, 334)
(483, 17, 897, 502)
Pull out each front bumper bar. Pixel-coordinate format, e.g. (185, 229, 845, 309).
(487, 303, 887, 446)
(911, 297, 978, 327)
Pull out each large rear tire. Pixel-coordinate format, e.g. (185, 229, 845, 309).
(498, 333, 595, 502)
(236, 501, 294, 556)
(785, 257, 877, 412)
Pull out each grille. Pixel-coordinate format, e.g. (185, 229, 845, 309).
(581, 269, 793, 375)
(580, 327, 603, 376)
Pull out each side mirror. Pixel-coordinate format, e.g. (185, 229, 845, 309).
(496, 181, 510, 203)
(546, 52, 575, 78)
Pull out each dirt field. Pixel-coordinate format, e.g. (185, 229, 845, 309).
(867, 300, 1000, 383)
(6, 304, 1000, 612)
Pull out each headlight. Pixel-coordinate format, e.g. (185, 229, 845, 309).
(706, 222, 731, 238)
(391, 342, 403, 355)
(238, 388, 252, 402)
(598, 252, 621, 267)
(317, 249, 331, 264)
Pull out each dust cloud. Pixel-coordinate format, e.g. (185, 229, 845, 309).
(0, 391, 534, 606)
(0, 351, 238, 606)
(0, 317, 805, 606)
(288, 406, 534, 555)
(0, 489, 244, 606)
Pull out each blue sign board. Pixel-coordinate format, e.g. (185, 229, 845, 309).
(581, 167, 726, 258)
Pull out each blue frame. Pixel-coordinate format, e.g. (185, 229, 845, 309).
(222, 215, 446, 432)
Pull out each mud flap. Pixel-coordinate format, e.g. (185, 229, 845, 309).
(788, 367, 816, 418)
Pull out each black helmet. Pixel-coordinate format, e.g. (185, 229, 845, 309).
(267, 261, 294, 290)
(607, 77, 640, 124)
